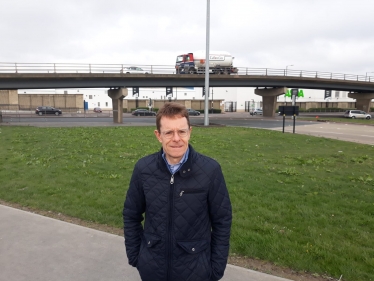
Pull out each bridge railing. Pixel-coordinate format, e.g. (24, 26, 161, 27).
(236, 67, 374, 82)
(0, 62, 177, 75)
(0, 62, 373, 82)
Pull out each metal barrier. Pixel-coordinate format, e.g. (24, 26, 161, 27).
(0, 62, 373, 83)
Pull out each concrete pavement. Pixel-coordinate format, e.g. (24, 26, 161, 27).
(0, 204, 292, 281)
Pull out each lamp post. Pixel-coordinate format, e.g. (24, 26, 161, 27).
(211, 88, 214, 114)
(286, 65, 293, 76)
(204, 0, 210, 126)
(366, 72, 374, 81)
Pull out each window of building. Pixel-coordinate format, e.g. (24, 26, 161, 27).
(335, 91, 340, 98)
(184, 93, 187, 96)
(89, 95, 93, 99)
(98, 102, 100, 106)
(105, 102, 108, 107)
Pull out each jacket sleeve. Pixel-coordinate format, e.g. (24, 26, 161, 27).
(123, 164, 146, 267)
(208, 164, 232, 281)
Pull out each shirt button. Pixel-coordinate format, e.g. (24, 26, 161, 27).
(188, 169, 190, 171)
(192, 248, 195, 252)
(183, 171, 186, 173)
(148, 241, 151, 245)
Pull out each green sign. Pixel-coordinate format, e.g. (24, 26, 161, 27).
(285, 89, 304, 98)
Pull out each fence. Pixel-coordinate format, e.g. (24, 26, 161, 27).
(1, 62, 374, 82)
(225, 101, 237, 112)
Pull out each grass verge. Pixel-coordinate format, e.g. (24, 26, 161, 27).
(0, 126, 373, 281)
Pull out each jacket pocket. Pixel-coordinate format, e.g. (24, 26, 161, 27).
(137, 233, 164, 280)
(143, 232, 161, 248)
(179, 188, 205, 197)
(175, 240, 211, 281)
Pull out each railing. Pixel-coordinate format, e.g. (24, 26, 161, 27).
(0, 62, 373, 83)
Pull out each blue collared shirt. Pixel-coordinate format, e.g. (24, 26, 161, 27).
(162, 147, 189, 174)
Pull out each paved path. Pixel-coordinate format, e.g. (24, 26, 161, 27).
(0, 204, 291, 281)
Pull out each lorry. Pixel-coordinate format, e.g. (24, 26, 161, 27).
(175, 51, 238, 75)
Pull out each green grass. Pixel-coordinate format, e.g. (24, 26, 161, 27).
(0, 126, 373, 281)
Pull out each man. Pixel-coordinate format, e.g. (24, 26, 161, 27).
(123, 102, 232, 281)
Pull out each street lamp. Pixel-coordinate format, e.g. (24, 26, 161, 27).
(286, 65, 293, 76)
(204, 0, 210, 126)
(366, 72, 374, 81)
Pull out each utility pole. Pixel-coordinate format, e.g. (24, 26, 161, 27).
(204, 0, 210, 126)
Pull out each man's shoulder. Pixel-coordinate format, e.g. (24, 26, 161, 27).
(135, 151, 159, 168)
(191, 148, 221, 169)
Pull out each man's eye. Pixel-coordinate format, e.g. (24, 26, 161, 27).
(179, 130, 187, 136)
(165, 131, 173, 136)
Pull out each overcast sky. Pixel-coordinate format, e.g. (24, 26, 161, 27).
(1, 0, 374, 76)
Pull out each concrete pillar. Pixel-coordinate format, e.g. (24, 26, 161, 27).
(254, 87, 287, 117)
(108, 88, 128, 123)
(348, 93, 374, 112)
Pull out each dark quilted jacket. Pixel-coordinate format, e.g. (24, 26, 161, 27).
(123, 145, 232, 281)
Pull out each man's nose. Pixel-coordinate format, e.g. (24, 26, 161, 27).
(172, 131, 181, 141)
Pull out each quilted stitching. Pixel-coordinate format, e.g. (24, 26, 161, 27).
(123, 146, 232, 281)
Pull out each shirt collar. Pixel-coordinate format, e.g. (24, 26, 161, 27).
(162, 147, 189, 174)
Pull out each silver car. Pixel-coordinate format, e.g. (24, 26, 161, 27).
(121, 66, 148, 74)
(344, 110, 371, 119)
(250, 108, 263, 115)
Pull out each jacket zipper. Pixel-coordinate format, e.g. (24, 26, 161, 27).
(167, 173, 174, 281)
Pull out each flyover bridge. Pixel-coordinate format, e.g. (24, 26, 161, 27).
(1, 62, 373, 121)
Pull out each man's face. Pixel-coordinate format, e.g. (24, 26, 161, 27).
(154, 116, 191, 165)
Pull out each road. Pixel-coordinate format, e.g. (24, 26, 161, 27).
(1, 112, 373, 145)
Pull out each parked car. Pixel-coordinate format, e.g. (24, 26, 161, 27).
(121, 66, 148, 74)
(187, 108, 201, 116)
(35, 106, 62, 116)
(93, 107, 102, 113)
(343, 110, 371, 119)
(131, 109, 156, 116)
(250, 108, 263, 115)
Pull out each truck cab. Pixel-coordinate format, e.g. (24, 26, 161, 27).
(175, 53, 195, 74)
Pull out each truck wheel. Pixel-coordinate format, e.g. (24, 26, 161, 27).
(188, 69, 195, 74)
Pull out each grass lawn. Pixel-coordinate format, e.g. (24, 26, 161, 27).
(0, 126, 373, 281)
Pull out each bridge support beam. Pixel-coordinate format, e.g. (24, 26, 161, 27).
(108, 88, 128, 123)
(348, 93, 374, 112)
(254, 87, 287, 117)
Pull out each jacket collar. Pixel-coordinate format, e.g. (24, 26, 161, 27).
(157, 145, 194, 177)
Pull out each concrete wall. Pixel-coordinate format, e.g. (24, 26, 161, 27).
(123, 99, 223, 112)
(275, 101, 365, 110)
(0, 90, 18, 110)
(18, 94, 84, 112)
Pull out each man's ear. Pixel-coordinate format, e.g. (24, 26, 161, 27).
(154, 130, 162, 143)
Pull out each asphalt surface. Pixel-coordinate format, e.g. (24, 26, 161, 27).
(0, 204, 291, 281)
(2, 112, 373, 145)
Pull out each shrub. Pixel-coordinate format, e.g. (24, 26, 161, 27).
(198, 109, 221, 114)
